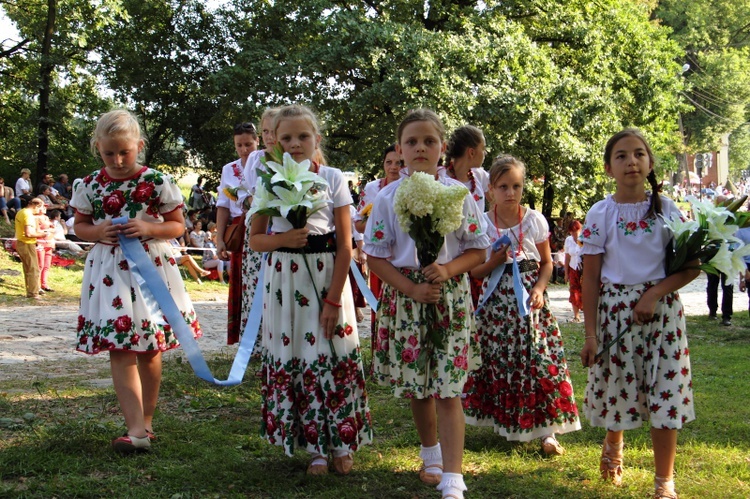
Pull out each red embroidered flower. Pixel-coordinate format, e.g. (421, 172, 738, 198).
(275, 261, 282, 272)
(154, 256, 162, 267)
(291, 262, 298, 273)
(452, 354, 468, 370)
(582, 228, 591, 238)
(77, 315, 85, 332)
(469, 223, 478, 233)
(401, 347, 417, 364)
(547, 364, 559, 376)
(118, 259, 129, 271)
(102, 190, 126, 216)
(102, 276, 114, 287)
(519, 413, 534, 429)
(266, 412, 277, 434)
(114, 315, 132, 333)
(540, 378, 555, 394)
(112, 296, 123, 309)
(639, 220, 649, 229)
(326, 390, 346, 413)
(337, 417, 358, 444)
(303, 421, 318, 443)
(79, 334, 88, 345)
(130, 333, 140, 345)
(374, 230, 384, 240)
(131, 181, 155, 203)
(141, 319, 151, 329)
(558, 380, 573, 397)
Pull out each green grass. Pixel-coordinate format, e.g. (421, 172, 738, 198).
(1, 243, 749, 497)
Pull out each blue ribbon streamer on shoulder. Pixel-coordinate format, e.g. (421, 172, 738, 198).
(112, 217, 263, 386)
(474, 234, 530, 317)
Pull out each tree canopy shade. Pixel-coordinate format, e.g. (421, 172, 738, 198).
(218, 0, 684, 215)
(655, 0, 750, 170)
(3, 0, 745, 218)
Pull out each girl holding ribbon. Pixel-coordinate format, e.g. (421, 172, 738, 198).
(71, 110, 202, 454)
(462, 154, 580, 456)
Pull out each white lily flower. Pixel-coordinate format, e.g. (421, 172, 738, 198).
(267, 153, 322, 192)
(729, 243, 750, 277)
(248, 179, 275, 215)
(662, 215, 698, 239)
(708, 243, 734, 277)
(269, 184, 314, 219)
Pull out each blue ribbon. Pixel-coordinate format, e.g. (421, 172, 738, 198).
(349, 260, 378, 312)
(112, 217, 263, 386)
(475, 234, 530, 317)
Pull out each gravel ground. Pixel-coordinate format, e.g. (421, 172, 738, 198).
(0, 273, 744, 381)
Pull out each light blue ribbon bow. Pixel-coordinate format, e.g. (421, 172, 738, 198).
(349, 260, 378, 312)
(475, 234, 530, 317)
(113, 217, 263, 386)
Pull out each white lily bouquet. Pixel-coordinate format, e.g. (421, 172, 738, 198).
(393, 171, 469, 370)
(663, 195, 750, 277)
(597, 194, 750, 361)
(249, 144, 330, 228)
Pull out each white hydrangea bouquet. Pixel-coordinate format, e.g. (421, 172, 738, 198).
(597, 194, 750, 361)
(249, 144, 330, 229)
(393, 171, 468, 369)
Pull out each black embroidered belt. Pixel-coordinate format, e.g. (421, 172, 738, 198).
(276, 233, 336, 254)
(502, 259, 539, 275)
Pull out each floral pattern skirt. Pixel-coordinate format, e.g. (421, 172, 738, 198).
(76, 240, 202, 355)
(259, 250, 373, 457)
(584, 282, 695, 431)
(372, 269, 479, 399)
(463, 269, 581, 441)
(233, 218, 263, 352)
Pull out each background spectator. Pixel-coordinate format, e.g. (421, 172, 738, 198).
(0, 177, 21, 223)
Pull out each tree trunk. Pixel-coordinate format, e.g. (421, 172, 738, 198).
(36, 0, 56, 185)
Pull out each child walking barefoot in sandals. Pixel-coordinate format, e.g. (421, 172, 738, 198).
(462, 155, 580, 456)
(365, 109, 489, 499)
(580, 129, 699, 499)
(71, 110, 202, 453)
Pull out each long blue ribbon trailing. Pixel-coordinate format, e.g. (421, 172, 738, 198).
(475, 235, 530, 317)
(113, 217, 263, 386)
(349, 260, 378, 312)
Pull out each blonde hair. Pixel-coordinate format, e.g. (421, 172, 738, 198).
(396, 109, 446, 143)
(273, 104, 321, 136)
(488, 154, 526, 185)
(261, 107, 280, 127)
(90, 110, 146, 156)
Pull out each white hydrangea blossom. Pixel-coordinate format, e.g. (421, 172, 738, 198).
(394, 172, 468, 235)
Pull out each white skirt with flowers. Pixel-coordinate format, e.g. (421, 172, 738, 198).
(258, 247, 373, 457)
(372, 269, 480, 399)
(75, 240, 202, 355)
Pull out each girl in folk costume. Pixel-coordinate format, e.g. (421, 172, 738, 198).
(563, 219, 584, 322)
(248, 104, 372, 475)
(580, 129, 699, 499)
(71, 110, 202, 453)
(463, 155, 580, 455)
(365, 109, 489, 499)
(231, 108, 281, 349)
(216, 122, 258, 344)
(444, 125, 489, 308)
(353, 144, 403, 340)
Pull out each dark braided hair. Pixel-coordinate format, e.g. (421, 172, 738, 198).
(604, 128, 662, 219)
(445, 125, 484, 166)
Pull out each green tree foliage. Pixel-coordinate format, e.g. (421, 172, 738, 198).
(655, 0, 750, 154)
(220, 0, 683, 216)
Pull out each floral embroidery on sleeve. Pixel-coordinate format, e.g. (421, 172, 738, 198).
(581, 224, 599, 240)
(466, 215, 482, 235)
(370, 220, 386, 242)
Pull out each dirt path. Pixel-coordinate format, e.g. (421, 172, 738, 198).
(0, 274, 743, 381)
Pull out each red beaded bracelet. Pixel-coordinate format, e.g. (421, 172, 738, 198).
(323, 297, 342, 308)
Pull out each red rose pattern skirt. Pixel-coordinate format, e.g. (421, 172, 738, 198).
(75, 240, 202, 355)
(372, 269, 480, 399)
(583, 282, 695, 431)
(259, 250, 373, 457)
(462, 268, 581, 441)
